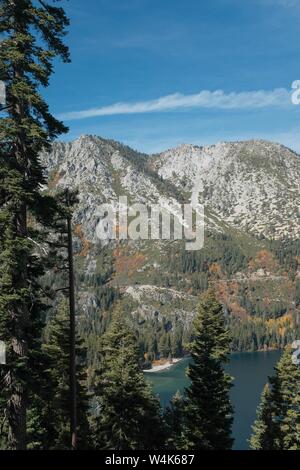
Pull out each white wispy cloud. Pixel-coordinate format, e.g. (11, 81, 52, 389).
(59, 88, 291, 121)
(254, 0, 300, 6)
(267, 0, 300, 6)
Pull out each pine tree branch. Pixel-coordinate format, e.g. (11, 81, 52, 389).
(27, 237, 48, 255)
(38, 0, 49, 10)
(0, 105, 11, 112)
(54, 287, 70, 292)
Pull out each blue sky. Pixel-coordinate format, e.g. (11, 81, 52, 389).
(46, 0, 300, 153)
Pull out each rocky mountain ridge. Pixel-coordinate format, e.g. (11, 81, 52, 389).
(151, 139, 300, 239)
(40, 136, 300, 360)
(42, 136, 300, 241)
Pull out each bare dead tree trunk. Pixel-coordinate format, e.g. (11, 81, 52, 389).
(66, 189, 77, 450)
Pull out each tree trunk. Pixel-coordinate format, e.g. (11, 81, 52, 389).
(6, 48, 29, 449)
(66, 190, 77, 450)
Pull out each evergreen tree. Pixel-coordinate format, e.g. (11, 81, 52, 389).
(278, 346, 300, 449)
(0, 0, 69, 449)
(182, 289, 233, 449)
(27, 299, 90, 450)
(250, 346, 300, 450)
(249, 383, 280, 450)
(92, 305, 165, 450)
(164, 391, 185, 449)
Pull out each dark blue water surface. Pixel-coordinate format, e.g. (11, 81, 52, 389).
(145, 350, 281, 449)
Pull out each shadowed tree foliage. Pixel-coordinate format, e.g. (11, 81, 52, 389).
(250, 345, 300, 450)
(0, 0, 69, 448)
(181, 289, 234, 449)
(164, 391, 186, 449)
(27, 299, 91, 449)
(249, 383, 281, 450)
(92, 304, 166, 450)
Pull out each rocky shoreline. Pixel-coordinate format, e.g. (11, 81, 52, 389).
(143, 357, 183, 373)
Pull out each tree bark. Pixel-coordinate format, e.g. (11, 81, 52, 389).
(66, 190, 77, 450)
(7, 9, 29, 446)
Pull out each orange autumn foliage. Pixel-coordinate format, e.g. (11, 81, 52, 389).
(113, 246, 146, 278)
(74, 224, 90, 257)
(251, 249, 279, 273)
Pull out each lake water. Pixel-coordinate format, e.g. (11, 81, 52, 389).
(145, 350, 281, 449)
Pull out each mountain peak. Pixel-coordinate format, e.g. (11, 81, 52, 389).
(42, 135, 300, 240)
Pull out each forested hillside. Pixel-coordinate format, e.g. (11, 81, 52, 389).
(41, 136, 300, 370)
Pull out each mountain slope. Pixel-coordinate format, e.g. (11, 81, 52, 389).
(150, 140, 300, 239)
(40, 136, 300, 364)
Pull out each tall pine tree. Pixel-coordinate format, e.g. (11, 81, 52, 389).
(250, 345, 300, 450)
(92, 305, 165, 450)
(164, 391, 185, 449)
(0, 0, 69, 448)
(182, 289, 233, 449)
(27, 299, 90, 450)
(249, 383, 281, 450)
